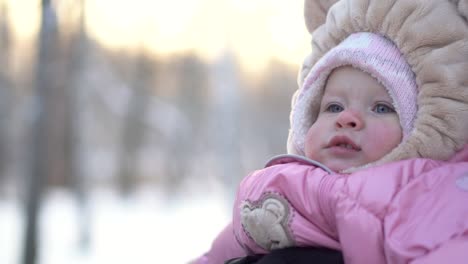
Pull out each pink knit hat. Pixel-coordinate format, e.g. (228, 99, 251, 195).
(290, 32, 418, 155)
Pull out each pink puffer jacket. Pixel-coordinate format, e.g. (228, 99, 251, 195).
(195, 146, 468, 264)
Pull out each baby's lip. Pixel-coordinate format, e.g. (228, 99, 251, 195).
(327, 135, 361, 151)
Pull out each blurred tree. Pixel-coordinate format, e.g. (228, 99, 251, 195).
(162, 54, 208, 195)
(0, 2, 10, 65)
(256, 61, 296, 154)
(22, 0, 58, 264)
(235, 60, 296, 177)
(208, 51, 242, 199)
(64, 0, 90, 250)
(0, 1, 12, 187)
(116, 51, 153, 196)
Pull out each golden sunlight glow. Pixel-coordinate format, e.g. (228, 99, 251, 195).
(6, 0, 310, 73)
(7, 0, 39, 40)
(4, 0, 40, 78)
(84, 0, 310, 71)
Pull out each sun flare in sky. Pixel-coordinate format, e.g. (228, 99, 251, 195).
(6, 0, 311, 72)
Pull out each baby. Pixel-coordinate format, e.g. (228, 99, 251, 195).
(232, 32, 422, 261)
(292, 32, 416, 174)
(304, 65, 402, 173)
(192, 0, 468, 263)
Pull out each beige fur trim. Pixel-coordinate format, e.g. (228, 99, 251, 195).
(289, 0, 468, 166)
(304, 0, 339, 33)
(450, 0, 468, 21)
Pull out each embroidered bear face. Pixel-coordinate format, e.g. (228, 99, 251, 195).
(240, 195, 294, 250)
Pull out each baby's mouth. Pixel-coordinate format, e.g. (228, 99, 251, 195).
(327, 136, 361, 151)
(335, 143, 358, 150)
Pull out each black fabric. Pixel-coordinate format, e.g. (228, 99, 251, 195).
(225, 247, 344, 264)
(225, 254, 264, 264)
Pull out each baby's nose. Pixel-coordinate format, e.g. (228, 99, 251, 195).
(335, 110, 364, 130)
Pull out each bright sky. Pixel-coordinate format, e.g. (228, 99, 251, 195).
(6, 0, 311, 72)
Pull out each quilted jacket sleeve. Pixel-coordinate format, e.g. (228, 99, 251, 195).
(232, 163, 341, 254)
(191, 222, 246, 264)
(383, 161, 468, 264)
(192, 165, 354, 264)
(192, 161, 339, 264)
(410, 238, 468, 264)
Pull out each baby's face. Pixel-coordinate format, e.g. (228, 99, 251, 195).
(304, 66, 402, 172)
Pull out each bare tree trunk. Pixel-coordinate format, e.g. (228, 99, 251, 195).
(117, 52, 152, 196)
(209, 51, 241, 201)
(0, 1, 9, 71)
(22, 1, 58, 264)
(0, 2, 12, 188)
(65, 0, 90, 250)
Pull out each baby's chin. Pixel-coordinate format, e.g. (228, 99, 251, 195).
(305, 151, 376, 173)
(323, 160, 368, 173)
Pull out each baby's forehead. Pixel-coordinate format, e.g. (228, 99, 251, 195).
(322, 66, 393, 100)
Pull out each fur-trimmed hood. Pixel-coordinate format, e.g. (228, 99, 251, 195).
(287, 0, 468, 168)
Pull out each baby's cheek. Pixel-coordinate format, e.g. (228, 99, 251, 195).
(367, 123, 402, 154)
(304, 127, 319, 159)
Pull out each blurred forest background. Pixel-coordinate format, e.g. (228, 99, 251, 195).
(0, 0, 310, 263)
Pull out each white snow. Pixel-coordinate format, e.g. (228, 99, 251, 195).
(0, 188, 230, 264)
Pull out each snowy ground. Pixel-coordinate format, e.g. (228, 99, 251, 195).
(0, 188, 231, 264)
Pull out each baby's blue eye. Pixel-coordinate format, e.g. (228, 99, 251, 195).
(325, 103, 344, 113)
(373, 103, 395, 114)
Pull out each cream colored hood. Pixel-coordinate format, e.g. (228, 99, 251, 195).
(288, 0, 468, 168)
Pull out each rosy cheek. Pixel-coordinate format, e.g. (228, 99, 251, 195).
(366, 124, 402, 155)
(304, 125, 321, 159)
